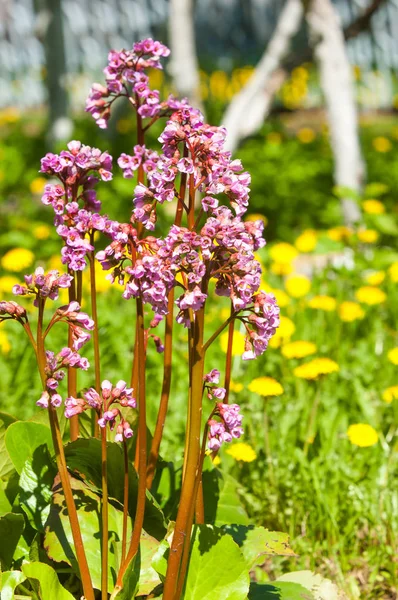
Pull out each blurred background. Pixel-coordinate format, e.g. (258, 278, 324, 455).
(0, 1, 398, 599)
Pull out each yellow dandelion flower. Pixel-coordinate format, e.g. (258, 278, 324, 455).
(338, 301, 365, 322)
(327, 226, 353, 242)
(0, 330, 11, 354)
(1, 248, 34, 272)
(364, 271, 385, 286)
(295, 229, 317, 253)
(47, 255, 64, 272)
(388, 348, 398, 365)
(353, 65, 361, 80)
(285, 274, 311, 298)
(245, 213, 268, 227)
(355, 286, 386, 305)
(308, 295, 336, 311)
(388, 262, 398, 282)
(220, 330, 246, 356)
(33, 224, 51, 240)
(229, 381, 244, 393)
(293, 357, 339, 380)
(220, 307, 231, 321)
(347, 424, 378, 447)
(372, 137, 392, 153)
(271, 262, 293, 276)
(382, 386, 398, 404)
(269, 243, 298, 264)
(0, 275, 20, 295)
(357, 228, 379, 244)
(281, 340, 317, 359)
(297, 128, 315, 143)
(266, 132, 282, 145)
(226, 442, 257, 462)
(90, 262, 113, 293)
(362, 199, 385, 215)
(30, 177, 47, 195)
(269, 316, 295, 348)
(248, 376, 284, 397)
(212, 455, 221, 466)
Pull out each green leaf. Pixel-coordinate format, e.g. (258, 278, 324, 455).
(151, 538, 170, 580)
(202, 470, 249, 526)
(222, 525, 296, 569)
(0, 570, 27, 600)
(276, 571, 343, 600)
(371, 214, 398, 235)
(248, 581, 315, 600)
(109, 553, 140, 600)
(0, 479, 12, 516)
(64, 438, 167, 539)
(0, 512, 25, 569)
(29, 408, 67, 439)
(136, 531, 162, 596)
(0, 417, 17, 479)
(332, 185, 359, 201)
(19, 444, 56, 531)
(5, 422, 53, 474)
(44, 475, 132, 592)
(22, 562, 75, 600)
(184, 524, 249, 600)
(364, 182, 389, 197)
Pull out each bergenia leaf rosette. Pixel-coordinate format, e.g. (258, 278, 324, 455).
(37, 347, 90, 409)
(65, 380, 136, 442)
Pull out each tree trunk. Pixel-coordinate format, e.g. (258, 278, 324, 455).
(307, 0, 364, 225)
(168, 0, 203, 112)
(221, 0, 304, 153)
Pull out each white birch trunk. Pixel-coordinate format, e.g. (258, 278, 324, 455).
(221, 0, 304, 154)
(307, 0, 364, 224)
(168, 0, 203, 111)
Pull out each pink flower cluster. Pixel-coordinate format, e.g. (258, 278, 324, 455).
(13, 267, 72, 305)
(0, 301, 27, 322)
(204, 369, 226, 401)
(208, 403, 243, 451)
(36, 347, 89, 409)
(54, 301, 95, 350)
(241, 291, 280, 360)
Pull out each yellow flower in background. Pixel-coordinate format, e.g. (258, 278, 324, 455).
(388, 348, 398, 365)
(0, 275, 20, 297)
(226, 442, 257, 462)
(355, 286, 386, 305)
(362, 199, 385, 215)
(0, 107, 20, 124)
(229, 381, 244, 393)
(327, 226, 353, 242)
(293, 357, 339, 380)
(0, 330, 11, 354)
(271, 262, 293, 276)
(357, 229, 379, 244)
(285, 274, 311, 298)
(364, 271, 385, 286)
(47, 254, 64, 272)
(212, 455, 221, 466)
(33, 224, 51, 240)
(382, 386, 398, 403)
(269, 243, 298, 264)
(338, 301, 365, 322)
(269, 316, 295, 348)
(308, 295, 337, 311)
(30, 177, 47, 195)
(347, 424, 379, 447)
(1, 248, 34, 272)
(388, 262, 398, 282)
(295, 229, 317, 253)
(88, 262, 113, 293)
(266, 132, 282, 145)
(245, 213, 268, 227)
(297, 128, 315, 144)
(248, 376, 284, 397)
(372, 136, 392, 153)
(220, 330, 245, 355)
(353, 65, 361, 80)
(282, 340, 317, 359)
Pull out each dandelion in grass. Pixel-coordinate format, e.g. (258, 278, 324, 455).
(269, 316, 295, 348)
(30, 177, 47, 195)
(372, 136, 392, 153)
(0, 276, 20, 298)
(297, 127, 315, 144)
(295, 229, 317, 253)
(229, 381, 244, 393)
(355, 286, 386, 305)
(338, 301, 365, 322)
(220, 330, 246, 356)
(269, 242, 298, 265)
(282, 340, 317, 359)
(248, 376, 284, 397)
(293, 358, 339, 380)
(308, 295, 336, 311)
(388, 262, 398, 282)
(362, 199, 385, 215)
(364, 271, 385, 286)
(285, 274, 311, 298)
(347, 424, 379, 447)
(33, 224, 51, 240)
(357, 229, 379, 244)
(226, 442, 257, 462)
(271, 262, 294, 276)
(0, 329, 10, 353)
(327, 226, 353, 242)
(382, 386, 398, 404)
(388, 348, 398, 365)
(1, 248, 34, 272)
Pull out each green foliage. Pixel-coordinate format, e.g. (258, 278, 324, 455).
(0, 570, 27, 600)
(0, 513, 25, 569)
(5, 421, 53, 474)
(21, 562, 75, 600)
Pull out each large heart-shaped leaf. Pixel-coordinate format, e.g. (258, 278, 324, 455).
(0, 415, 17, 479)
(5, 422, 53, 474)
(19, 444, 56, 531)
(202, 470, 249, 526)
(0, 512, 25, 569)
(22, 562, 75, 600)
(277, 571, 345, 600)
(0, 479, 12, 516)
(0, 569, 26, 600)
(248, 581, 315, 600)
(223, 525, 296, 569)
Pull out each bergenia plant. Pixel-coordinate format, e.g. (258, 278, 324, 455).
(1, 39, 291, 600)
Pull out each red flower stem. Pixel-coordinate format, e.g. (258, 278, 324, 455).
(188, 172, 195, 230)
(202, 313, 236, 352)
(162, 307, 206, 600)
(195, 478, 205, 524)
(224, 303, 235, 403)
(121, 439, 130, 565)
(67, 269, 79, 441)
(88, 243, 101, 438)
(36, 299, 94, 600)
(101, 426, 109, 600)
(116, 296, 147, 587)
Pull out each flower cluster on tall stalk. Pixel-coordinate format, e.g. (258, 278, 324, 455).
(1, 38, 279, 599)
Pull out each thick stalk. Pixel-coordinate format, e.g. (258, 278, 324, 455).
(163, 308, 206, 600)
(101, 427, 109, 600)
(121, 439, 130, 565)
(224, 304, 235, 402)
(187, 172, 195, 230)
(67, 271, 79, 441)
(88, 245, 101, 438)
(116, 296, 147, 587)
(36, 300, 94, 600)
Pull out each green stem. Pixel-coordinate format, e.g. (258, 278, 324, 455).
(101, 427, 109, 600)
(203, 313, 236, 352)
